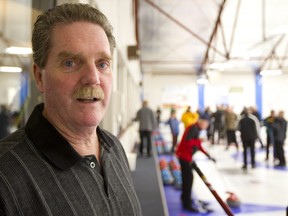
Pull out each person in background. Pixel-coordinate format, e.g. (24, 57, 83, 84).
(0, 105, 10, 140)
(9, 111, 21, 133)
(273, 110, 287, 167)
(135, 100, 157, 157)
(181, 106, 199, 129)
(0, 4, 142, 215)
(199, 106, 213, 142)
(211, 105, 225, 144)
(224, 106, 239, 150)
(263, 110, 276, 161)
(165, 109, 180, 153)
(176, 118, 216, 212)
(238, 108, 259, 169)
(156, 106, 162, 127)
(250, 106, 264, 148)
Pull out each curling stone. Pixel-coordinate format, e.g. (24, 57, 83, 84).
(226, 192, 241, 208)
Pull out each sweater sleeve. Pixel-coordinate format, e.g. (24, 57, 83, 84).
(197, 142, 208, 155)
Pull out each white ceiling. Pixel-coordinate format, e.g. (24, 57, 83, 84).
(137, 0, 288, 75)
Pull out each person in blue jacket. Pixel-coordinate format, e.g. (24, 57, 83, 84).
(166, 109, 180, 152)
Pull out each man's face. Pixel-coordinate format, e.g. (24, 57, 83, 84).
(34, 22, 112, 129)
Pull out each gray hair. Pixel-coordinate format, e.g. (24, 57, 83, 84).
(32, 3, 116, 68)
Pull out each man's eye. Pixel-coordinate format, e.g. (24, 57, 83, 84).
(99, 62, 108, 69)
(64, 59, 75, 67)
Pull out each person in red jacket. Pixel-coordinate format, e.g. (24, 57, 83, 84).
(176, 118, 215, 212)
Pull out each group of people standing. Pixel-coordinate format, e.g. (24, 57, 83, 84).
(263, 110, 287, 167)
(135, 102, 287, 169)
(134, 101, 287, 212)
(200, 105, 287, 168)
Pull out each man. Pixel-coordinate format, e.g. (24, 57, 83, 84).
(250, 106, 264, 148)
(211, 105, 225, 144)
(0, 4, 142, 215)
(263, 110, 276, 160)
(135, 100, 157, 157)
(165, 109, 180, 153)
(238, 108, 259, 169)
(156, 106, 162, 127)
(273, 110, 287, 167)
(224, 106, 239, 150)
(176, 118, 215, 212)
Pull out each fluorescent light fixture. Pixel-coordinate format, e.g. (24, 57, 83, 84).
(5, 46, 32, 55)
(260, 69, 282, 76)
(0, 66, 22, 73)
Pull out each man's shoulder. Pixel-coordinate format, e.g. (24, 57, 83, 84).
(0, 128, 26, 157)
(143, 106, 153, 112)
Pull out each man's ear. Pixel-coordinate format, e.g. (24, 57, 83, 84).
(33, 63, 44, 93)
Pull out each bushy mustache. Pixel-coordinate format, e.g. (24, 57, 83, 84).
(72, 86, 104, 100)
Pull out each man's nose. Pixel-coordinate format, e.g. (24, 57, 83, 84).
(81, 64, 101, 85)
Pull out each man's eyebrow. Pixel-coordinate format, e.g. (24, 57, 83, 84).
(57, 51, 80, 60)
(98, 52, 112, 61)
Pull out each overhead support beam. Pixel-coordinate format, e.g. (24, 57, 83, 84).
(260, 35, 285, 70)
(143, 0, 227, 58)
(201, 0, 227, 70)
(218, 20, 228, 55)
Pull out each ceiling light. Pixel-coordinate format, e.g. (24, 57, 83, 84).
(0, 66, 22, 73)
(5, 46, 32, 55)
(260, 69, 282, 76)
